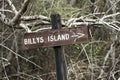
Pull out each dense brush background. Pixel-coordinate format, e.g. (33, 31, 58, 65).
(0, 0, 120, 80)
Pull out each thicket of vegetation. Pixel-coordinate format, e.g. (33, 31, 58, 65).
(0, 0, 120, 80)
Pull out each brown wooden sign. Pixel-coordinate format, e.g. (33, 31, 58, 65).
(22, 26, 88, 49)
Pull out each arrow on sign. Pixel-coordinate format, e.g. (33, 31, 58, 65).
(71, 31, 85, 42)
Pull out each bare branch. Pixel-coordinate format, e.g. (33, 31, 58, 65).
(21, 15, 49, 21)
(0, 9, 13, 13)
(6, 0, 18, 14)
(33, 27, 51, 32)
(26, 20, 50, 27)
(10, 0, 30, 26)
(66, 12, 120, 31)
(0, 0, 32, 32)
(101, 12, 120, 21)
(106, 0, 120, 14)
(19, 23, 31, 32)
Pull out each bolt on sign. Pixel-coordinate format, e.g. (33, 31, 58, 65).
(22, 26, 89, 49)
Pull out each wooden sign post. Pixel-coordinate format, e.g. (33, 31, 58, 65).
(51, 14, 67, 80)
(22, 14, 89, 80)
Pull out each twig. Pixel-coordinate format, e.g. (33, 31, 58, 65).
(10, 0, 30, 26)
(0, 44, 43, 69)
(21, 15, 49, 21)
(100, 12, 120, 21)
(6, 0, 18, 14)
(0, 9, 13, 13)
(19, 23, 31, 32)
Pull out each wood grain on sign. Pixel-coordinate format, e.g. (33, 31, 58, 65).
(22, 26, 89, 49)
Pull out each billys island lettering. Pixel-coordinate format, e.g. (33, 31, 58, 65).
(24, 33, 70, 45)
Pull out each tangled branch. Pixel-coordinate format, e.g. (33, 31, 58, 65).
(0, 0, 120, 32)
